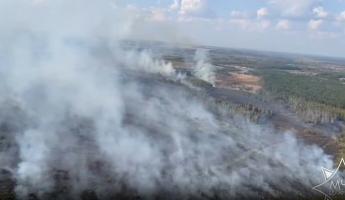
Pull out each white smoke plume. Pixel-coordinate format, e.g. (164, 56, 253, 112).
(0, 0, 335, 199)
(192, 49, 216, 86)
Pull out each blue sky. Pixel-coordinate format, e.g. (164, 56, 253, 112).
(118, 0, 345, 57)
(2, 0, 345, 57)
(124, 0, 345, 16)
(117, 0, 345, 57)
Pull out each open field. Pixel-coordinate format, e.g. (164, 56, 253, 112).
(216, 73, 262, 93)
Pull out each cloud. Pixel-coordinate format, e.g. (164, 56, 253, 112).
(257, 7, 269, 18)
(150, 9, 167, 22)
(230, 10, 249, 19)
(228, 18, 271, 31)
(337, 11, 345, 22)
(259, 19, 271, 30)
(269, 0, 317, 17)
(174, 0, 208, 16)
(229, 8, 271, 31)
(229, 18, 252, 30)
(308, 19, 323, 30)
(276, 19, 290, 30)
(122, 0, 344, 56)
(170, 0, 180, 11)
(169, 0, 215, 19)
(313, 6, 328, 18)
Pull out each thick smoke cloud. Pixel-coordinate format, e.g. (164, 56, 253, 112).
(192, 49, 216, 86)
(0, 0, 334, 199)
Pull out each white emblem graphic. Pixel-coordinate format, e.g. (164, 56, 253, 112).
(313, 158, 345, 200)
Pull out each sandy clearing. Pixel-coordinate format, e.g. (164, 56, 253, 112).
(215, 73, 263, 94)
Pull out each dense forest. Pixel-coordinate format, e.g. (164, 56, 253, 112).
(259, 70, 345, 109)
(258, 70, 345, 123)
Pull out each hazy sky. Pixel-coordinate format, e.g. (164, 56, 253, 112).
(11, 0, 345, 58)
(117, 0, 345, 58)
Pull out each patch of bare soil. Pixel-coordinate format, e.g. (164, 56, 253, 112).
(215, 73, 263, 94)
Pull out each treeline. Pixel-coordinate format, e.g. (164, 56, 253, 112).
(207, 98, 273, 123)
(288, 96, 345, 123)
(259, 70, 345, 109)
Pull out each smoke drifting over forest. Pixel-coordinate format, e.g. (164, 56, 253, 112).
(0, 0, 335, 199)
